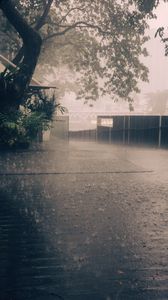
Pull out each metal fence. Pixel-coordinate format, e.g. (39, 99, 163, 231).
(97, 115, 168, 148)
(69, 129, 97, 140)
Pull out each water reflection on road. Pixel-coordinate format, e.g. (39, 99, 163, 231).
(0, 140, 168, 300)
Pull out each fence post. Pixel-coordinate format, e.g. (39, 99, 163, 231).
(109, 125, 111, 143)
(158, 115, 162, 148)
(123, 116, 126, 144)
(128, 116, 130, 145)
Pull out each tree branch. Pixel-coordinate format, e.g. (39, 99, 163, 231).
(13, 0, 53, 65)
(57, 6, 85, 25)
(35, 0, 53, 30)
(44, 21, 111, 41)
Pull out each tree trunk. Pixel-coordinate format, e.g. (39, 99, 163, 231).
(12, 0, 53, 66)
(0, 0, 42, 112)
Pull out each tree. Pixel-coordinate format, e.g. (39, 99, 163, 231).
(0, 0, 42, 112)
(0, 0, 150, 111)
(0, 0, 56, 148)
(146, 90, 168, 114)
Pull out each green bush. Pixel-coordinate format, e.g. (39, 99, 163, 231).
(0, 91, 57, 149)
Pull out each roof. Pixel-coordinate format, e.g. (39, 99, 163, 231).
(0, 54, 56, 90)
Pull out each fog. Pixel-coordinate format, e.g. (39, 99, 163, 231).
(47, 2, 168, 132)
(1, 2, 168, 300)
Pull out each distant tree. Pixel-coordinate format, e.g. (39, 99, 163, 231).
(146, 90, 168, 114)
(0, 0, 151, 112)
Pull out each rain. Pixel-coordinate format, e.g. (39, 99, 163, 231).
(0, 1, 168, 300)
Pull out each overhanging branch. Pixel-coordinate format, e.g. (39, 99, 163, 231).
(57, 6, 85, 25)
(44, 21, 112, 41)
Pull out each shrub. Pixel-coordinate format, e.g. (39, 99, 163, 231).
(0, 91, 57, 149)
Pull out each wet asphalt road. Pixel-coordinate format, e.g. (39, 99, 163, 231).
(0, 139, 168, 300)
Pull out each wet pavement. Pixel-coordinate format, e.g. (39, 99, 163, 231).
(0, 139, 168, 300)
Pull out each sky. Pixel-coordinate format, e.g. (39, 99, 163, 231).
(148, 2, 168, 28)
(141, 2, 168, 94)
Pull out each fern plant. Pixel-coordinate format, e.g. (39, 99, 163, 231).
(0, 90, 60, 149)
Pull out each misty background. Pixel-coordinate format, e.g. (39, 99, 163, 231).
(38, 2, 168, 131)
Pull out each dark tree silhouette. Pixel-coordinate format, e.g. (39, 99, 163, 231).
(0, 0, 42, 112)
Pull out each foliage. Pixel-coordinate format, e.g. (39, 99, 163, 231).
(0, 90, 57, 149)
(0, 0, 151, 105)
(134, 0, 158, 13)
(25, 90, 56, 119)
(134, 0, 168, 57)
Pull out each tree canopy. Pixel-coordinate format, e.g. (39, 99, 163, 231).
(0, 0, 152, 108)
